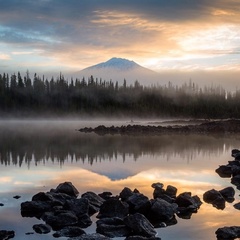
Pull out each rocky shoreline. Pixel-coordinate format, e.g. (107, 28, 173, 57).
(79, 119, 240, 136)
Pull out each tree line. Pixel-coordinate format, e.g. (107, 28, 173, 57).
(0, 71, 239, 118)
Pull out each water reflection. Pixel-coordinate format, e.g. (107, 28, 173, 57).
(0, 120, 240, 240)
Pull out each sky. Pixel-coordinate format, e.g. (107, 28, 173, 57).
(0, 0, 240, 83)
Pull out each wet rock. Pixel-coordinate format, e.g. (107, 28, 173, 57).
(53, 226, 85, 238)
(149, 198, 177, 222)
(54, 182, 79, 198)
(126, 193, 151, 215)
(97, 199, 129, 219)
(21, 201, 53, 217)
(33, 223, 51, 234)
(219, 187, 235, 203)
(175, 192, 202, 208)
(68, 233, 111, 239)
(165, 185, 177, 198)
(13, 195, 21, 199)
(216, 165, 232, 178)
(216, 226, 240, 239)
(124, 213, 157, 238)
(64, 198, 89, 217)
(120, 187, 134, 201)
(96, 217, 130, 238)
(203, 189, 226, 210)
(231, 174, 240, 189)
(151, 183, 165, 199)
(233, 202, 240, 210)
(41, 211, 78, 230)
(0, 230, 15, 239)
(81, 192, 105, 215)
(232, 149, 240, 160)
(98, 192, 113, 200)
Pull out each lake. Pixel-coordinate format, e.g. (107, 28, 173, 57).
(0, 119, 240, 240)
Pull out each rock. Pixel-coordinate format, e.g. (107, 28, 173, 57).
(68, 233, 111, 239)
(32, 224, 51, 234)
(165, 185, 177, 198)
(219, 187, 235, 203)
(125, 236, 161, 240)
(149, 198, 177, 221)
(64, 198, 89, 217)
(0, 203, 4, 206)
(75, 213, 92, 229)
(231, 174, 240, 188)
(126, 193, 151, 215)
(151, 183, 165, 199)
(41, 211, 78, 230)
(216, 226, 240, 239)
(232, 149, 240, 160)
(203, 189, 226, 210)
(53, 226, 85, 238)
(175, 192, 201, 208)
(233, 202, 240, 210)
(120, 187, 134, 201)
(96, 217, 130, 238)
(0, 230, 15, 239)
(25, 232, 34, 235)
(231, 165, 240, 176)
(55, 182, 79, 198)
(124, 213, 157, 238)
(98, 192, 113, 200)
(81, 192, 105, 215)
(215, 165, 232, 178)
(97, 199, 129, 219)
(13, 195, 21, 199)
(21, 201, 53, 217)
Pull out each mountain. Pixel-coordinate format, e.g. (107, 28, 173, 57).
(75, 57, 160, 85)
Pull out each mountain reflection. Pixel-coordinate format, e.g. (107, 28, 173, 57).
(0, 124, 239, 167)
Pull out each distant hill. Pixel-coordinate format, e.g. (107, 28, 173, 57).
(75, 57, 160, 85)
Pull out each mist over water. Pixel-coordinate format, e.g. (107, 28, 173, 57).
(0, 119, 240, 240)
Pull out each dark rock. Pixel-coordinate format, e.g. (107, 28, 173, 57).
(33, 224, 51, 234)
(151, 183, 165, 199)
(0, 230, 15, 239)
(151, 215, 178, 228)
(41, 211, 78, 230)
(13, 195, 21, 199)
(231, 174, 240, 188)
(0, 203, 4, 206)
(75, 213, 92, 229)
(55, 182, 79, 198)
(216, 165, 232, 178)
(126, 193, 151, 215)
(203, 189, 226, 210)
(124, 213, 157, 238)
(53, 226, 85, 238)
(68, 233, 111, 239)
(219, 187, 235, 203)
(150, 198, 177, 221)
(96, 217, 130, 238)
(125, 236, 161, 240)
(231, 165, 240, 176)
(21, 201, 53, 217)
(98, 192, 113, 200)
(120, 187, 134, 201)
(165, 185, 177, 198)
(228, 160, 240, 166)
(64, 198, 89, 217)
(81, 192, 105, 215)
(233, 202, 240, 210)
(216, 226, 240, 239)
(232, 149, 240, 160)
(97, 199, 129, 219)
(25, 232, 34, 235)
(32, 192, 55, 202)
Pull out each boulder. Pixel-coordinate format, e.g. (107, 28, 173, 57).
(32, 224, 51, 234)
(124, 213, 157, 238)
(232, 149, 240, 160)
(149, 199, 177, 221)
(41, 211, 78, 230)
(81, 192, 105, 215)
(165, 185, 177, 198)
(203, 189, 226, 210)
(219, 187, 235, 203)
(215, 165, 232, 178)
(54, 182, 79, 198)
(231, 174, 240, 188)
(216, 226, 240, 239)
(96, 217, 130, 238)
(64, 198, 89, 217)
(0, 230, 15, 239)
(53, 226, 85, 238)
(21, 201, 53, 217)
(233, 202, 240, 210)
(120, 187, 134, 201)
(98, 192, 113, 200)
(151, 183, 165, 199)
(175, 192, 201, 208)
(126, 193, 151, 215)
(97, 199, 129, 219)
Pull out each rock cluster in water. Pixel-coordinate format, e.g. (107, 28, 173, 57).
(79, 119, 240, 136)
(19, 181, 202, 239)
(208, 149, 240, 239)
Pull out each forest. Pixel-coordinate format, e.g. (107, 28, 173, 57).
(0, 71, 239, 118)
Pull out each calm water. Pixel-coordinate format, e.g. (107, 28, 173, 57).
(0, 119, 240, 240)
